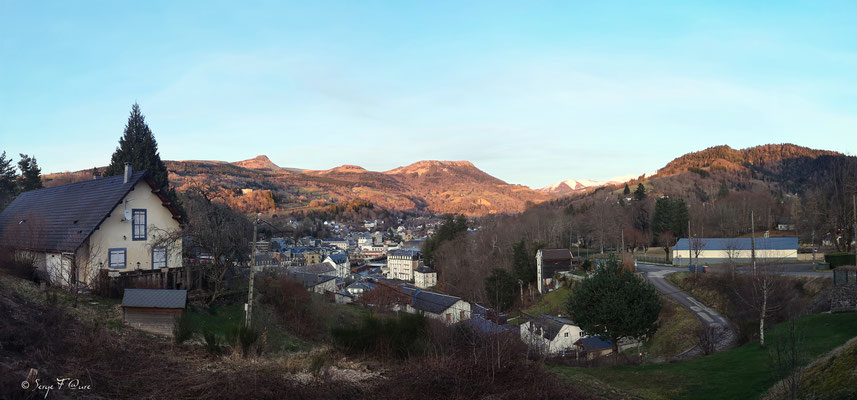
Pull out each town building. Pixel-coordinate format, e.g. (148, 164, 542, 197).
(387, 248, 421, 281)
(0, 165, 184, 286)
(324, 252, 350, 278)
(413, 264, 437, 288)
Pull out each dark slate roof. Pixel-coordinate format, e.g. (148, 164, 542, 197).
(292, 263, 336, 275)
(389, 248, 420, 259)
(673, 237, 798, 251)
(400, 286, 462, 314)
(287, 271, 336, 288)
(122, 289, 187, 309)
(539, 249, 573, 261)
(0, 171, 182, 253)
(575, 336, 613, 351)
(465, 315, 515, 335)
(415, 265, 434, 274)
(327, 253, 349, 264)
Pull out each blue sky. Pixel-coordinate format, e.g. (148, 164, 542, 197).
(1, 1, 856, 188)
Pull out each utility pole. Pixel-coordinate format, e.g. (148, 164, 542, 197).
(621, 229, 625, 253)
(245, 215, 259, 328)
(751, 210, 757, 272)
(852, 195, 856, 255)
(688, 219, 693, 272)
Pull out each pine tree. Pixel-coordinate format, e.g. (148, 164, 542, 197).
(718, 180, 729, 199)
(634, 183, 647, 201)
(104, 103, 170, 190)
(17, 154, 42, 192)
(567, 257, 660, 353)
(623, 183, 631, 195)
(0, 151, 17, 207)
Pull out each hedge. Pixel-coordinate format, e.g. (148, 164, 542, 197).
(824, 253, 856, 268)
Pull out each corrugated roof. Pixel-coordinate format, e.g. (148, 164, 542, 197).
(673, 237, 798, 251)
(122, 289, 187, 309)
(0, 171, 182, 253)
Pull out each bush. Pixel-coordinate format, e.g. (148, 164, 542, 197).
(0, 246, 38, 281)
(173, 312, 194, 344)
(825, 253, 856, 268)
(331, 312, 430, 359)
(203, 331, 221, 355)
(226, 323, 260, 357)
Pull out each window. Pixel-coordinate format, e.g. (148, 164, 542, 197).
(460, 311, 465, 320)
(152, 246, 167, 269)
(564, 332, 569, 338)
(132, 209, 147, 240)
(109, 248, 126, 269)
(445, 313, 451, 322)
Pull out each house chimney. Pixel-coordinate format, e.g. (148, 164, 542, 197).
(124, 163, 132, 184)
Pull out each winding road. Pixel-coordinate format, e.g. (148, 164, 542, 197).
(637, 263, 738, 357)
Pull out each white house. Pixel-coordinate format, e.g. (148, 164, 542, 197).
(671, 237, 799, 266)
(520, 314, 583, 354)
(0, 165, 184, 286)
(399, 286, 471, 324)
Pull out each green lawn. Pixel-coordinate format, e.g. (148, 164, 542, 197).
(523, 287, 573, 316)
(549, 313, 857, 400)
(186, 303, 310, 353)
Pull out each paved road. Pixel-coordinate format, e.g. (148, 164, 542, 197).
(637, 263, 738, 357)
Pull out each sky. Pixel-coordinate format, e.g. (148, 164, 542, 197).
(1, 1, 856, 189)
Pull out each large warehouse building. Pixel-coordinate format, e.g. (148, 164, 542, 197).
(671, 237, 798, 266)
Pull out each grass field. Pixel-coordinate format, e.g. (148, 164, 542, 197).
(186, 302, 312, 353)
(523, 286, 573, 316)
(549, 312, 857, 400)
(643, 296, 701, 360)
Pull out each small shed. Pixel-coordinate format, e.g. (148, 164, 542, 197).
(574, 337, 614, 360)
(122, 289, 187, 336)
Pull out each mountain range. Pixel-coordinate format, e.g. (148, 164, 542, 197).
(538, 175, 639, 196)
(41, 143, 844, 216)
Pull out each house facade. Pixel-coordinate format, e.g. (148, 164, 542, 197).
(0, 166, 183, 286)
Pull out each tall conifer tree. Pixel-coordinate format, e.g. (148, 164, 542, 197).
(105, 103, 170, 190)
(0, 151, 18, 208)
(17, 153, 42, 192)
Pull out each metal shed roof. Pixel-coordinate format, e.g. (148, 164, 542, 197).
(673, 237, 798, 251)
(122, 289, 187, 309)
